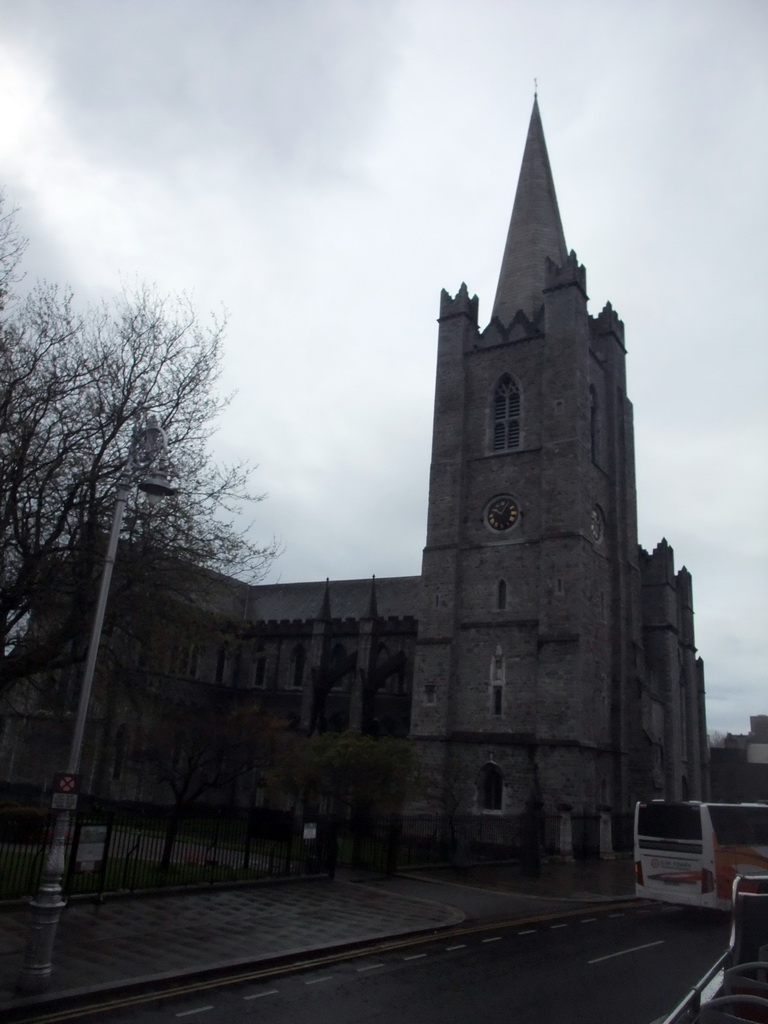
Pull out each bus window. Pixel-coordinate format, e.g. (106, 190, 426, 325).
(636, 802, 702, 840)
(709, 805, 768, 846)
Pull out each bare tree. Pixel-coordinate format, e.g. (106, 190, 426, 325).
(137, 701, 288, 869)
(0, 193, 27, 308)
(0, 196, 278, 696)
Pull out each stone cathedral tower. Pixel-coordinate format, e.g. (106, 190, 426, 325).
(409, 97, 708, 816)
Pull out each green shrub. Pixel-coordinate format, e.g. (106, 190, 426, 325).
(0, 806, 50, 843)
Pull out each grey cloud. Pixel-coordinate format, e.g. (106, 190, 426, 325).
(3, 0, 403, 179)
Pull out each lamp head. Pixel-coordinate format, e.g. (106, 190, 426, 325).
(139, 467, 176, 505)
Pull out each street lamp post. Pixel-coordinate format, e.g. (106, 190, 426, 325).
(17, 415, 175, 994)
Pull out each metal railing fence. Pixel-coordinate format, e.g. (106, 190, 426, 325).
(0, 808, 330, 901)
(335, 811, 565, 873)
(1, 805, 631, 900)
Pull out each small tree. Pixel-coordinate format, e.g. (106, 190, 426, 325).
(137, 701, 287, 869)
(271, 731, 418, 819)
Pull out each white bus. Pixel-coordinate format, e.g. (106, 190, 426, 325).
(634, 801, 768, 910)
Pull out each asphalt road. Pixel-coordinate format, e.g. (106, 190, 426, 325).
(75, 903, 730, 1024)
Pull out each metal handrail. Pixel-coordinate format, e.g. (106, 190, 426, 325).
(658, 952, 730, 1024)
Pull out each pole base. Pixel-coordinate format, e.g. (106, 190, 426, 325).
(16, 895, 66, 994)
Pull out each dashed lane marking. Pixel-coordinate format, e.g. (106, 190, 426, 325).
(550, 924, 567, 929)
(243, 990, 279, 1000)
(482, 936, 502, 943)
(518, 929, 537, 935)
(608, 913, 625, 918)
(588, 940, 665, 965)
(357, 963, 386, 972)
(446, 944, 467, 950)
(581, 918, 598, 923)
(305, 976, 334, 985)
(175, 1008, 214, 1018)
(404, 953, 427, 961)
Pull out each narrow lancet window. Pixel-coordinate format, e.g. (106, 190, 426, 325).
(590, 385, 600, 464)
(254, 643, 266, 687)
(292, 644, 306, 689)
(497, 579, 507, 610)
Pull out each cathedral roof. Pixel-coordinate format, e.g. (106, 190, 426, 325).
(492, 96, 568, 325)
(245, 575, 420, 623)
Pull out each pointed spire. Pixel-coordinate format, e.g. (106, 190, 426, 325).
(365, 575, 378, 620)
(317, 578, 331, 621)
(492, 97, 568, 324)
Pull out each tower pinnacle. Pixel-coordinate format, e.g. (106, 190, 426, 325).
(492, 97, 568, 325)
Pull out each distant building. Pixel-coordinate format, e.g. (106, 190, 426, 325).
(0, 98, 709, 816)
(710, 717, 768, 802)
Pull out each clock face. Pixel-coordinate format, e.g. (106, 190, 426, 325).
(590, 505, 604, 541)
(486, 496, 520, 532)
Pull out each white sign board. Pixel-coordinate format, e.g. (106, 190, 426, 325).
(74, 824, 108, 873)
(303, 822, 317, 841)
(51, 793, 78, 810)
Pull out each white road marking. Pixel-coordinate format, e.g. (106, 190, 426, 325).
(518, 929, 536, 935)
(482, 936, 502, 943)
(550, 924, 567, 929)
(243, 990, 279, 1000)
(175, 1008, 214, 1018)
(581, 918, 598, 923)
(305, 976, 333, 985)
(446, 944, 467, 950)
(588, 940, 665, 965)
(608, 912, 625, 918)
(404, 953, 427, 961)
(357, 963, 385, 972)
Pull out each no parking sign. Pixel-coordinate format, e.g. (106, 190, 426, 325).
(51, 772, 81, 810)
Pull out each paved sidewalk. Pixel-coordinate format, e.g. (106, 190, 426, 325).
(0, 858, 636, 1018)
(402, 854, 636, 903)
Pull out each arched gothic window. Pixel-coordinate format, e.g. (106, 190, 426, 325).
(330, 643, 348, 689)
(214, 647, 226, 684)
(478, 763, 504, 811)
(492, 375, 521, 452)
(292, 644, 306, 689)
(254, 643, 266, 688)
(590, 385, 599, 463)
(112, 724, 127, 780)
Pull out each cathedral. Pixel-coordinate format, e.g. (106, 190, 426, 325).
(0, 99, 709, 817)
(210, 96, 709, 816)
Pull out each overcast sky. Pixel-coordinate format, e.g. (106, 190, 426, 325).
(1, 0, 766, 736)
